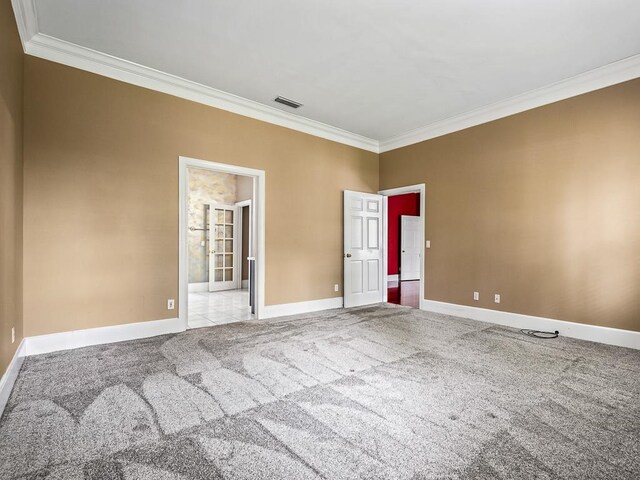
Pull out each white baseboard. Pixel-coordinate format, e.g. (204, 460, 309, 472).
(241, 280, 249, 289)
(387, 274, 399, 282)
(26, 317, 185, 356)
(262, 297, 344, 319)
(188, 282, 209, 292)
(0, 339, 26, 417)
(422, 300, 640, 350)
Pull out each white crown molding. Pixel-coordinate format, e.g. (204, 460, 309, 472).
(422, 300, 640, 350)
(12, 0, 640, 154)
(11, 0, 38, 49)
(22, 33, 380, 153)
(0, 339, 26, 417)
(379, 54, 640, 152)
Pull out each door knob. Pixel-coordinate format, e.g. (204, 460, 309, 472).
(210, 250, 216, 254)
(345, 253, 352, 258)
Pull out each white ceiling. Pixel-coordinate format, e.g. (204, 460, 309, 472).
(27, 0, 640, 146)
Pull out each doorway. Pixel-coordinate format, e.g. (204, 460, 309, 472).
(179, 157, 265, 329)
(379, 184, 426, 309)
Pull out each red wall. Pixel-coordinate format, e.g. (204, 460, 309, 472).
(387, 193, 420, 275)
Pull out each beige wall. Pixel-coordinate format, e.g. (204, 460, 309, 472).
(380, 79, 640, 332)
(0, 0, 24, 374)
(18, 41, 640, 338)
(23, 57, 378, 337)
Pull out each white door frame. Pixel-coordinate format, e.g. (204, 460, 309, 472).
(378, 184, 426, 309)
(235, 199, 252, 289)
(179, 156, 266, 328)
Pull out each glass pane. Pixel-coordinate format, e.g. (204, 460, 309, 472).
(214, 240, 224, 252)
(224, 239, 233, 253)
(225, 254, 233, 267)
(216, 209, 225, 224)
(224, 269, 233, 281)
(215, 225, 224, 239)
(215, 255, 223, 268)
(214, 270, 223, 282)
(225, 210, 234, 224)
(225, 225, 233, 238)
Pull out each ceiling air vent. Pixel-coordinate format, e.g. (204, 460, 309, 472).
(274, 96, 303, 109)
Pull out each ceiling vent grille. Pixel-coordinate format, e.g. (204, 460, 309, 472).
(274, 96, 303, 109)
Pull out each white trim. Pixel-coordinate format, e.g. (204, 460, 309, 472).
(379, 54, 640, 152)
(235, 199, 252, 291)
(382, 195, 388, 303)
(0, 339, 26, 417)
(261, 297, 344, 319)
(22, 33, 379, 153)
(179, 157, 266, 328)
(379, 184, 426, 310)
(188, 282, 209, 292)
(25, 318, 184, 356)
(422, 300, 640, 350)
(236, 199, 253, 256)
(10, 0, 38, 49)
(235, 204, 243, 291)
(387, 274, 399, 283)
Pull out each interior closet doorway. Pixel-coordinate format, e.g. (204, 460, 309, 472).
(179, 157, 265, 329)
(379, 184, 426, 309)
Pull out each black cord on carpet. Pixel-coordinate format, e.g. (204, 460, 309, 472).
(520, 329, 559, 339)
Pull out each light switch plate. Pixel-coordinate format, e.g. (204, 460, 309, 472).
(167, 299, 175, 310)
(426, 240, 431, 248)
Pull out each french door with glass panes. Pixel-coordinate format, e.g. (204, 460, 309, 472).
(208, 204, 239, 291)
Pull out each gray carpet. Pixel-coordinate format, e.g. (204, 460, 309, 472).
(1, 304, 638, 479)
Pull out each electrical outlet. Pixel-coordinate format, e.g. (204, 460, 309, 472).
(167, 299, 175, 310)
(473, 292, 479, 301)
(11, 327, 15, 344)
(494, 294, 500, 304)
(334, 284, 339, 292)
(425, 240, 431, 248)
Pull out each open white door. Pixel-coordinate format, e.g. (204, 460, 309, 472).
(208, 204, 239, 292)
(344, 191, 384, 307)
(400, 215, 421, 281)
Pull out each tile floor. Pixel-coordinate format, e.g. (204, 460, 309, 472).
(188, 289, 254, 328)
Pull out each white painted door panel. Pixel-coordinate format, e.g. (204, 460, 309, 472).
(344, 191, 384, 307)
(208, 204, 239, 291)
(400, 215, 421, 281)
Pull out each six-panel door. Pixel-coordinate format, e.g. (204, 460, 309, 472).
(343, 191, 384, 307)
(400, 215, 421, 281)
